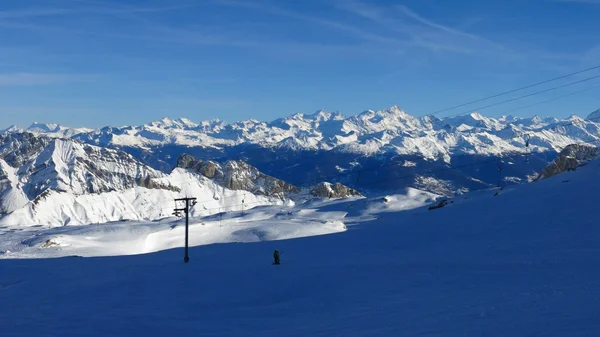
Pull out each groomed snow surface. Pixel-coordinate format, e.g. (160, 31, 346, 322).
(2, 161, 600, 336)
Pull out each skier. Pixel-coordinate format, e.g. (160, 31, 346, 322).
(273, 250, 280, 265)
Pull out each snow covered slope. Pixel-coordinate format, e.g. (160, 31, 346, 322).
(1, 151, 599, 336)
(0, 187, 431, 258)
(0, 167, 288, 227)
(0, 133, 359, 227)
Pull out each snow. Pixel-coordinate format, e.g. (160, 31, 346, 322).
(17, 106, 600, 158)
(0, 159, 28, 213)
(27, 122, 93, 138)
(0, 168, 285, 227)
(0, 125, 21, 134)
(0, 205, 348, 258)
(1, 133, 368, 228)
(147, 117, 199, 130)
(1, 158, 600, 335)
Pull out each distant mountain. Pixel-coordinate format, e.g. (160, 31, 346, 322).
(26, 122, 93, 138)
(5, 106, 600, 196)
(586, 108, 600, 122)
(0, 125, 20, 135)
(20, 106, 596, 158)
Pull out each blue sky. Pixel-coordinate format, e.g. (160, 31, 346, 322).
(1, 0, 600, 128)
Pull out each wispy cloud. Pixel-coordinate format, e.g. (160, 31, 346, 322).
(0, 73, 94, 86)
(212, 0, 477, 55)
(214, 0, 404, 47)
(0, 2, 203, 20)
(335, 0, 508, 54)
(0, 1, 257, 48)
(395, 5, 484, 42)
(0, 8, 74, 19)
(0, 0, 406, 54)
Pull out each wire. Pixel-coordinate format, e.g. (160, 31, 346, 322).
(438, 74, 600, 119)
(428, 64, 600, 115)
(498, 84, 600, 116)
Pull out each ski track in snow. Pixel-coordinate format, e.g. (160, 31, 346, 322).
(1, 162, 600, 336)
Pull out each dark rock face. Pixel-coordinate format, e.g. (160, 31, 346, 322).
(537, 144, 600, 180)
(137, 176, 180, 192)
(176, 153, 199, 170)
(175, 154, 362, 198)
(309, 182, 363, 198)
(0, 132, 50, 168)
(200, 161, 218, 179)
(176, 154, 301, 196)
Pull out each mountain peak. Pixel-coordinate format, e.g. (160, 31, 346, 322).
(177, 117, 198, 128)
(0, 125, 20, 134)
(586, 108, 600, 122)
(530, 115, 542, 124)
(309, 110, 345, 122)
(148, 117, 198, 129)
(386, 105, 408, 115)
(567, 114, 584, 122)
(27, 122, 61, 133)
(469, 112, 484, 120)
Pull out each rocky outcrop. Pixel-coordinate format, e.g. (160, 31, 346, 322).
(309, 182, 363, 198)
(137, 176, 180, 192)
(200, 161, 219, 179)
(176, 154, 363, 198)
(176, 154, 301, 196)
(0, 132, 49, 168)
(175, 153, 199, 170)
(537, 144, 600, 180)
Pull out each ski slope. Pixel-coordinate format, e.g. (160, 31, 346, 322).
(2, 160, 600, 336)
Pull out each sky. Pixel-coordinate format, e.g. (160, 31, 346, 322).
(1, 0, 600, 129)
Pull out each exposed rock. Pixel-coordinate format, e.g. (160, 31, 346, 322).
(309, 182, 363, 198)
(176, 154, 300, 196)
(537, 144, 600, 180)
(200, 161, 218, 179)
(176, 154, 362, 199)
(176, 153, 200, 170)
(41, 239, 59, 248)
(428, 199, 448, 210)
(137, 176, 180, 192)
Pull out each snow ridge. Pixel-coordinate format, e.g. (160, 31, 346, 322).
(18, 106, 600, 161)
(0, 133, 360, 227)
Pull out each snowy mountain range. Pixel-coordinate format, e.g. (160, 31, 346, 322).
(4, 106, 599, 194)
(11, 106, 600, 156)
